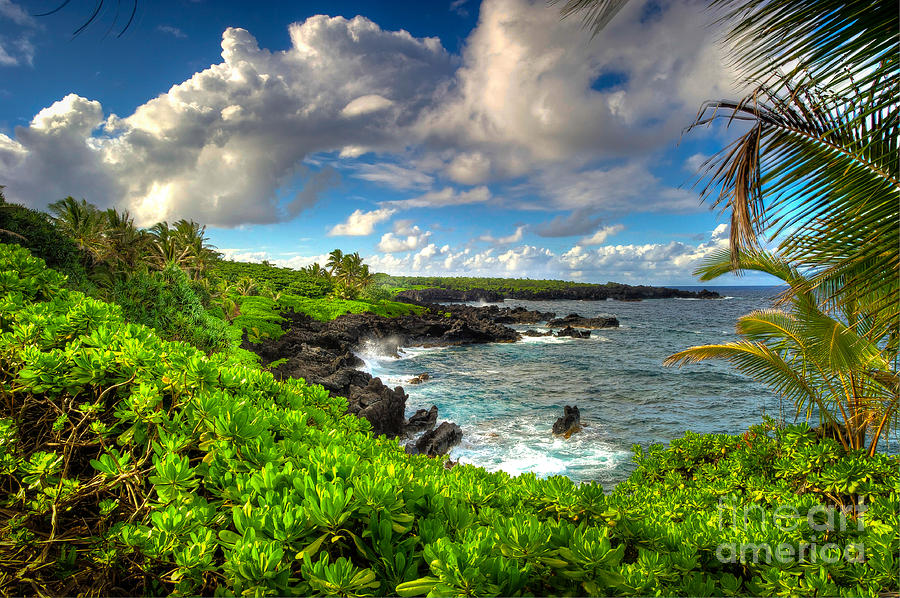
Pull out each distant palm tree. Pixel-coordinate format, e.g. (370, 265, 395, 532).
(103, 208, 151, 272)
(148, 219, 218, 278)
(302, 262, 330, 279)
(48, 196, 108, 264)
(326, 249, 344, 276)
(666, 249, 898, 456)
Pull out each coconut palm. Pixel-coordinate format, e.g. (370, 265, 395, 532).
(326, 249, 344, 276)
(147, 219, 218, 278)
(665, 249, 898, 456)
(48, 196, 108, 264)
(558, 0, 899, 327)
(302, 262, 330, 279)
(171, 219, 219, 279)
(103, 208, 151, 272)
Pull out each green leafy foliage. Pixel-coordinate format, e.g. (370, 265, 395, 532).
(214, 260, 334, 298)
(110, 265, 228, 353)
(376, 273, 607, 296)
(0, 243, 896, 596)
(0, 198, 85, 281)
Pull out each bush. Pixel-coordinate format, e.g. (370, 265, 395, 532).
(0, 200, 85, 281)
(110, 265, 228, 353)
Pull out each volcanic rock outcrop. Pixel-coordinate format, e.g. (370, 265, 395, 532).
(244, 305, 531, 445)
(546, 313, 619, 329)
(552, 405, 582, 438)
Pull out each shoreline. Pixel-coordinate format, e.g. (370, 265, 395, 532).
(244, 301, 621, 454)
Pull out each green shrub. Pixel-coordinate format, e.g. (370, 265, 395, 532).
(110, 264, 227, 353)
(0, 243, 896, 597)
(0, 200, 85, 281)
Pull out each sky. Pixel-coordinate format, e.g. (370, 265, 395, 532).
(0, 0, 775, 285)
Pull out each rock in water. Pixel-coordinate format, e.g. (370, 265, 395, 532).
(552, 405, 582, 438)
(546, 313, 619, 329)
(556, 326, 591, 338)
(522, 329, 553, 337)
(404, 405, 438, 434)
(412, 421, 463, 456)
(407, 372, 430, 384)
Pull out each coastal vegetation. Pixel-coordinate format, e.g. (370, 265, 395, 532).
(0, 244, 897, 596)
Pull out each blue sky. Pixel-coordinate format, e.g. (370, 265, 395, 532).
(0, 0, 773, 284)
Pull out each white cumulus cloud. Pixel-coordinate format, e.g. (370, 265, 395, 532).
(480, 225, 525, 244)
(0, 17, 454, 225)
(328, 207, 395, 236)
(377, 220, 432, 252)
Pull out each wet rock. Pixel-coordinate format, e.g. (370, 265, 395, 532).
(556, 326, 591, 338)
(411, 422, 463, 457)
(547, 313, 619, 329)
(522, 329, 553, 337)
(404, 405, 438, 434)
(245, 307, 519, 438)
(552, 405, 582, 438)
(407, 372, 430, 385)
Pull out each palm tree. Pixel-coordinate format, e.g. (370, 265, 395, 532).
(172, 219, 218, 279)
(558, 0, 899, 327)
(326, 249, 344, 276)
(665, 249, 898, 456)
(48, 197, 108, 265)
(302, 262, 330, 279)
(147, 219, 218, 278)
(103, 208, 151, 272)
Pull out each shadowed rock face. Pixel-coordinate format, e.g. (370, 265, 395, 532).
(408, 422, 463, 457)
(552, 405, 582, 438)
(405, 405, 438, 434)
(556, 326, 591, 339)
(546, 313, 619, 329)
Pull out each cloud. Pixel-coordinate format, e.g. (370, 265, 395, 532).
(450, 0, 470, 16)
(157, 25, 187, 38)
(479, 225, 525, 244)
(352, 162, 433, 190)
(389, 185, 491, 209)
(0, 1, 37, 67)
(341, 94, 394, 117)
(685, 152, 708, 173)
(366, 225, 733, 283)
(560, 226, 730, 281)
(0, 0, 35, 26)
(529, 162, 702, 213)
(578, 224, 624, 245)
(533, 210, 604, 237)
(418, 0, 739, 182)
(446, 151, 491, 184)
(0, 1, 741, 230)
(328, 207, 395, 236)
(0, 17, 454, 225)
(286, 166, 340, 218)
(377, 221, 432, 252)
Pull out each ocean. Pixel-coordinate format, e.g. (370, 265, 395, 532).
(355, 287, 895, 488)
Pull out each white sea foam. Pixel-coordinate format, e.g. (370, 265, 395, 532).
(519, 335, 571, 344)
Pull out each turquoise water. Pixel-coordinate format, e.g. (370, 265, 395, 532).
(354, 287, 844, 487)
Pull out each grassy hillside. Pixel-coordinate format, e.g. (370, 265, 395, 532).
(1, 243, 896, 596)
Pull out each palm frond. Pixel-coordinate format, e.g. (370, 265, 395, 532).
(710, 0, 898, 96)
(550, 0, 630, 36)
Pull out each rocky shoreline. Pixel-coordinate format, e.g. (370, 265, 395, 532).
(243, 303, 569, 451)
(243, 299, 626, 456)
